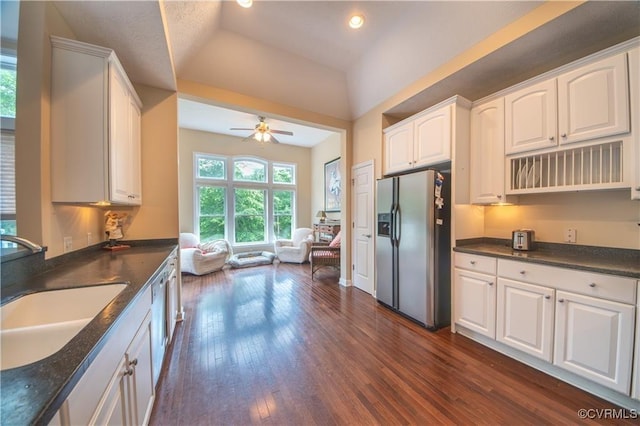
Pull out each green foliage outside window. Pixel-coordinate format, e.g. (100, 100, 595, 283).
(273, 165, 294, 184)
(197, 157, 225, 179)
(0, 68, 16, 118)
(234, 160, 266, 182)
(235, 188, 265, 243)
(273, 190, 293, 239)
(198, 186, 225, 242)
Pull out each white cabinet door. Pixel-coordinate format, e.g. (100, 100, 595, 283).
(628, 47, 640, 199)
(129, 98, 142, 204)
(126, 312, 154, 426)
(454, 268, 496, 338)
(505, 79, 557, 154)
(470, 98, 506, 204)
(558, 53, 629, 145)
(496, 278, 555, 362)
(91, 357, 129, 425)
(554, 290, 635, 394)
(414, 105, 451, 167)
(109, 65, 132, 204)
(384, 122, 414, 174)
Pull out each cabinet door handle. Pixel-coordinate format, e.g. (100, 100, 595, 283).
(488, 281, 493, 286)
(558, 298, 565, 303)
(589, 283, 596, 288)
(544, 295, 551, 300)
(129, 358, 138, 366)
(561, 133, 567, 138)
(470, 260, 476, 265)
(549, 136, 555, 141)
(519, 270, 526, 275)
(124, 368, 134, 376)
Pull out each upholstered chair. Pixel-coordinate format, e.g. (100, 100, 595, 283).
(274, 228, 314, 263)
(179, 233, 232, 275)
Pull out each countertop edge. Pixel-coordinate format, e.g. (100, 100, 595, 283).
(453, 242, 640, 279)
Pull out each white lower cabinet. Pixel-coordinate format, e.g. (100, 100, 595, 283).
(454, 268, 496, 338)
(496, 278, 554, 362)
(63, 286, 154, 425)
(554, 290, 635, 394)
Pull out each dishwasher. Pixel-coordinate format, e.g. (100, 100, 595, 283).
(151, 269, 167, 387)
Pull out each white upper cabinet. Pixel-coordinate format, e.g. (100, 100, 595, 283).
(384, 96, 470, 176)
(51, 36, 143, 205)
(505, 79, 557, 155)
(414, 106, 452, 167)
(628, 47, 640, 199)
(384, 121, 414, 174)
(557, 53, 629, 146)
(470, 98, 508, 204)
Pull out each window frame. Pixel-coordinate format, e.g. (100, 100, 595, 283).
(193, 153, 297, 247)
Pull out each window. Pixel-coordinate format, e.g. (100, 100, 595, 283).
(0, 49, 17, 236)
(194, 154, 297, 245)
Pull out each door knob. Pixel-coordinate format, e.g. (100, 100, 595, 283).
(363, 234, 372, 238)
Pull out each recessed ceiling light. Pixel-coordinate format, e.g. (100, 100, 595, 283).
(349, 14, 364, 29)
(237, 0, 252, 8)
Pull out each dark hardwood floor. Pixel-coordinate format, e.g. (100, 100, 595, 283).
(150, 263, 633, 425)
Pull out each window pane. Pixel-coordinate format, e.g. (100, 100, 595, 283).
(0, 65, 16, 118)
(235, 189, 265, 243)
(273, 190, 293, 239)
(273, 164, 295, 184)
(198, 186, 225, 242)
(234, 160, 266, 182)
(197, 156, 225, 179)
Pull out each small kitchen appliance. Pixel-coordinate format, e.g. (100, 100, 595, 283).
(512, 229, 535, 251)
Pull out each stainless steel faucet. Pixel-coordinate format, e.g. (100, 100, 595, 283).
(0, 235, 43, 253)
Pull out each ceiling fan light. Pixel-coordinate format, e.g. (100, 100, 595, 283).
(263, 132, 271, 142)
(237, 0, 252, 8)
(349, 14, 364, 29)
(254, 132, 263, 142)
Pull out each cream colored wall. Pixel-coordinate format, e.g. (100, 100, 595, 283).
(15, 3, 179, 259)
(310, 133, 341, 223)
(350, 1, 638, 251)
(485, 191, 640, 249)
(16, 1, 103, 258)
(178, 128, 312, 235)
(125, 85, 180, 241)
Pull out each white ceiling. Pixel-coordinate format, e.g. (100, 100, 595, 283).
(178, 98, 336, 147)
(25, 1, 640, 147)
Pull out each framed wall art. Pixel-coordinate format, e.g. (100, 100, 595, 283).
(324, 157, 341, 212)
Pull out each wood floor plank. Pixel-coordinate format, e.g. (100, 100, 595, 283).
(150, 263, 634, 425)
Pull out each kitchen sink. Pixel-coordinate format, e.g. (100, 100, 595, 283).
(0, 283, 127, 370)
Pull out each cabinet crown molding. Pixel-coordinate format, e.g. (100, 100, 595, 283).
(384, 94, 471, 133)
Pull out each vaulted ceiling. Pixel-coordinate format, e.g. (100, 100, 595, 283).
(41, 1, 640, 141)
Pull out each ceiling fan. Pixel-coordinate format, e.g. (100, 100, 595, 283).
(230, 116, 293, 144)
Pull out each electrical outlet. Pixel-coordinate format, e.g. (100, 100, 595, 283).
(564, 228, 577, 243)
(87, 232, 93, 245)
(63, 236, 73, 253)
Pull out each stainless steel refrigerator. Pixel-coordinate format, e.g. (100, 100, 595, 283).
(375, 169, 451, 329)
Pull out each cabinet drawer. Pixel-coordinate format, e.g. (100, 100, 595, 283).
(455, 252, 497, 275)
(498, 259, 635, 304)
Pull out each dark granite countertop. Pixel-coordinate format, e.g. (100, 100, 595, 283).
(0, 240, 178, 425)
(454, 238, 640, 279)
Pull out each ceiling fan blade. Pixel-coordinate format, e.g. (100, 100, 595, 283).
(230, 127, 254, 131)
(269, 134, 281, 144)
(270, 129, 294, 136)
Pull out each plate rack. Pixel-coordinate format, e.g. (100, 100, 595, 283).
(508, 141, 624, 193)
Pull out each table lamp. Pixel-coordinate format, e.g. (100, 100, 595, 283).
(316, 210, 327, 223)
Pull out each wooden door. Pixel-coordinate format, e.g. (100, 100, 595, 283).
(554, 290, 634, 394)
(558, 53, 629, 145)
(505, 79, 557, 154)
(496, 278, 554, 362)
(454, 268, 496, 338)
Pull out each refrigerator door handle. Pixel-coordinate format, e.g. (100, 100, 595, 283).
(395, 206, 401, 245)
(390, 203, 397, 245)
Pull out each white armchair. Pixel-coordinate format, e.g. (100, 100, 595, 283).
(180, 233, 232, 275)
(274, 228, 314, 263)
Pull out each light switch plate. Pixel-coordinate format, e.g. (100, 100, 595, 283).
(564, 228, 577, 243)
(63, 236, 73, 253)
